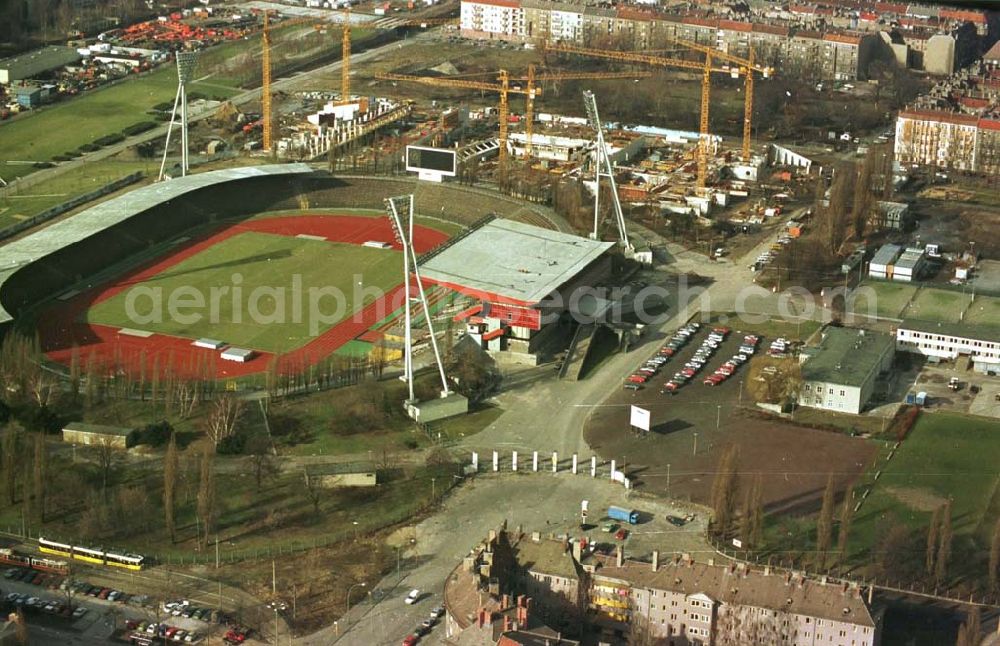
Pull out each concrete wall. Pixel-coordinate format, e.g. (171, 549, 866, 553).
(307, 472, 378, 488)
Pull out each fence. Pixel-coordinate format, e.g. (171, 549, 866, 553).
(0, 172, 144, 243)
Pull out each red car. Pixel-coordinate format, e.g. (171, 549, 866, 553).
(704, 375, 724, 385)
(402, 636, 420, 646)
(662, 382, 679, 393)
(627, 374, 648, 384)
(615, 528, 628, 541)
(660, 347, 676, 357)
(713, 326, 731, 335)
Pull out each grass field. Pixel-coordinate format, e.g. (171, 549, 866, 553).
(0, 159, 158, 231)
(851, 281, 918, 320)
(903, 287, 972, 324)
(0, 66, 240, 178)
(962, 295, 1000, 327)
(85, 231, 402, 352)
(855, 412, 1000, 544)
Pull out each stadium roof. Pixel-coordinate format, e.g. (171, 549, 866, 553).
(0, 164, 313, 324)
(419, 219, 614, 306)
(800, 326, 894, 388)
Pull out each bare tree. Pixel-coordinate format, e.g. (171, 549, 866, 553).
(926, 505, 941, 577)
(711, 445, 740, 538)
(2, 427, 21, 505)
(816, 474, 835, 570)
(196, 446, 216, 549)
(837, 485, 854, 570)
(32, 433, 46, 521)
(246, 434, 277, 492)
(164, 433, 179, 542)
(303, 470, 322, 516)
(989, 518, 1000, 591)
(935, 501, 953, 584)
(206, 394, 245, 448)
(96, 437, 117, 496)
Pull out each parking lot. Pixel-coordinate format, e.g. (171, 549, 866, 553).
(0, 564, 245, 645)
(586, 322, 877, 514)
(912, 360, 1000, 418)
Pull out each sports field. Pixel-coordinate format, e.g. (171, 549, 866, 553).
(85, 231, 401, 353)
(855, 412, 1000, 546)
(962, 295, 1000, 326)
(850, 281, 917, 320)
(903, 287, 971, 324)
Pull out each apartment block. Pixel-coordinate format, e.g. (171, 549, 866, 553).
(589, 551, 882, 645)
(445, 528, 885, 645)
(460, 0, 883, 80)
(894, 109, 981, 171)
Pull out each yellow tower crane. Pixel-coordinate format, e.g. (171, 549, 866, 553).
(511, 65, 652, 159)
(374, 70, 536, 168)
(653, 36, 773, 162)
(341, 7, 351, 103)
(261, 11, 273, 151)
(546, 44, 727, 188)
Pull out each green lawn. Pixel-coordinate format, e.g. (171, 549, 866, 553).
(0, 159, 159, 231)
(962, 295, 1000, 327)
(850, 281, 918, 320)
(0, 66, 239, 177)
(85, 231, 402, 352)
(903, 287, 971, 324)
(855, 412, 1000, 542)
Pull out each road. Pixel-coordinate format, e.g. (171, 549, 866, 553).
(312, 229, 803, 646)
(2, 30, 434, 196)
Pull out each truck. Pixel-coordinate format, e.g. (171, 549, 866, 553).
(607, 506, 639, 525)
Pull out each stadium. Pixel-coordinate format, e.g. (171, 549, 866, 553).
(0, 164, 599, 382)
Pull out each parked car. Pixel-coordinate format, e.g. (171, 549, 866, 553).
(430, 606, 445, 620)
(402, 636, 419, 646)
(615, 528, 628, 541)
(666, 515, 687, 527)
(405, 589, 421, 605)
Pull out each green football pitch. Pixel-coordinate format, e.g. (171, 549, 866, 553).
(85, 231, 402, 352)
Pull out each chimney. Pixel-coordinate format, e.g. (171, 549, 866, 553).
(652, 550, 659, 572)
(616, 545, 624, 568)
(531, 531, 541, 542)
(764, 565, 771, 576)
(868, 585, 873, 605)
(708, 557, 714, 567)
(503, 615, 512, 632)
(572, 539, 582, 562)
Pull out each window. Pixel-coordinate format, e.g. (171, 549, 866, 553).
(828, 388, 834, 394)
(839, 390, 846, 396)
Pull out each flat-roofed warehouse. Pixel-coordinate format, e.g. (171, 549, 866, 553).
(797, 327, 895, 415)
(421, 218, 615, 364)
(0, 46, 81, 84)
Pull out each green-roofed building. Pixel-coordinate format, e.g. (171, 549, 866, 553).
(797, 326, 895, 414)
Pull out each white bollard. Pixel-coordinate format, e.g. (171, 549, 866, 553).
(471, 452, 478, 471)
(572, 454, 578, 475)
(591, 456, 597, 477)
(552, 452, 558, 473)
(493, 450, 499, 472)
(532, 451, 538, 472)
(610, 460, 617, 480)
(512, 451, 518, 472)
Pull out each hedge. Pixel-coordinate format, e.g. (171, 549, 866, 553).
(122, 121, 157, 137)
(94, 133, 125, 146)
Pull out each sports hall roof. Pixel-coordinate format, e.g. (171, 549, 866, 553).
(420, 219, 614, 306)
(0, 164, 313, 323)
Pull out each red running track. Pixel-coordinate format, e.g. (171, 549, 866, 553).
(39, 215, 448, 379)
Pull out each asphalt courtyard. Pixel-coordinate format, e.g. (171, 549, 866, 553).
(585, 324, 878, 514)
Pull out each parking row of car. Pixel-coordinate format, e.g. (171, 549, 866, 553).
(703, 334, 758, 386)
(625, 322, 703, 391)
(4, 590, 88, 619)
(768, 337, 792, 356)
(751, 231, 795, 272)
(402, 603, 445, 646)
(126, 618, 202, 643)
(662, 325, 730, 394)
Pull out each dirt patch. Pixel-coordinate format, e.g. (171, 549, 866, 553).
(883, 485, 949, 512)
(584, 327, 877, 516)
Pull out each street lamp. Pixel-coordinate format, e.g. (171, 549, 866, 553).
(352, 520, 360, 541)
(716, 404, 722, 432)
(266, 599, 288, 646)
(346, 582, 367, 614)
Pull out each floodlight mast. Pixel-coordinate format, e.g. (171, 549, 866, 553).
(384, 195, 451, 402)
(159, 52, 198, 181)
(583, 90, 630, 251)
